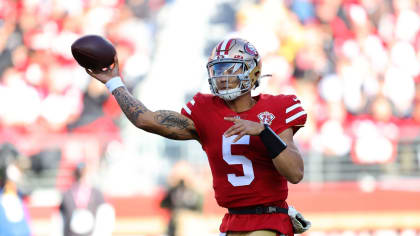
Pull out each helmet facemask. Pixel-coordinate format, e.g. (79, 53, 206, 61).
(207, 59, 258, 101)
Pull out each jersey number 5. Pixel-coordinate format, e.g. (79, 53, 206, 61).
(222, 135, 255, 186)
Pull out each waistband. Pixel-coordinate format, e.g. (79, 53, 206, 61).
(228, 205, 288, 215)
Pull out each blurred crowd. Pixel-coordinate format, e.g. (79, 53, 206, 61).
(0, 0, 420, 194)
(0, 0, 167, 192)
(1, 0, 420, 234)
(234, 0, 420, 165)
(0, 0, 165, 145)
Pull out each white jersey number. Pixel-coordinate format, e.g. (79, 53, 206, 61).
(222, 135, 255, 186)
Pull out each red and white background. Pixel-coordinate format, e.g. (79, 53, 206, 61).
(1, 0, 420, 235)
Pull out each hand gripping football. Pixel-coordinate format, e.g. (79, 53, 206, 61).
(71, 35, 116, 70)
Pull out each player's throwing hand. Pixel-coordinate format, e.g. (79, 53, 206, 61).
(86, 55, 120, 84)
(224, 117, 265, 143)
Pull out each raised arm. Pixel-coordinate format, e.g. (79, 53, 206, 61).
(86, 56, 199, 141)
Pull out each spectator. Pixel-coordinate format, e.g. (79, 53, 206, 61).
(58, 162, 115, 236)
(160, 178, 203, 236)
(0, 143, 31, 236)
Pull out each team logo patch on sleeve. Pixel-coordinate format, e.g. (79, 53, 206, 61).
(258, 111, 275, 125)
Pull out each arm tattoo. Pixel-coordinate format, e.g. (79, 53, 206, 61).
(112, 87, 150, 125)
(155, 110, 199, 140)
(154, 110, 189, 130)
(112, 88, 198, 141)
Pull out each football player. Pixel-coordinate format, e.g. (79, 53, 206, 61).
(86, 38, 308, 236)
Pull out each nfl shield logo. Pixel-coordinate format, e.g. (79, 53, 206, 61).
(258, 111, 275, 125)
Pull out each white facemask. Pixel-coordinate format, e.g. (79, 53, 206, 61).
(218, 87, 242, 101)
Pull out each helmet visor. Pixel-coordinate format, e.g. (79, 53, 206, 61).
(208, 62, 245, 77)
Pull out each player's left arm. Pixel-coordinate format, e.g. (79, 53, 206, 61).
(224, 118, 304, 184)
(271, 127, 303, 184)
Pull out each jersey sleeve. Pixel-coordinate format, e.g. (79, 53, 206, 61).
(180, 92, 205, 142)
(273, 94, 307, 135)
(181, 93, 200, 120)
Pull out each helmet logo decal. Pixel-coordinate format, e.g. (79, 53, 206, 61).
(244, 42, 258, 57)
(258, 111, 275, 125)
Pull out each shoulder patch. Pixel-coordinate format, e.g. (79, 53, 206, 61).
(257, 111, 275, 125)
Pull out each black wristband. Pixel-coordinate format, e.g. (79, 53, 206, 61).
(259, 124, 287, 159)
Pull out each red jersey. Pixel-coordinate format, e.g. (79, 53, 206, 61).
(181, 93, 307, 208)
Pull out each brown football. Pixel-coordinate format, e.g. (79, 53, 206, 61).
(71, 35, 116, 70)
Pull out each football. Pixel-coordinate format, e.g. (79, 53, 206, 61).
(71, 35, 116, 70)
